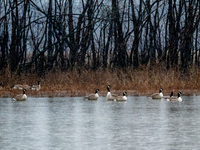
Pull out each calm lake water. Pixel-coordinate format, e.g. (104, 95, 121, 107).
(0, 96, 200, 150)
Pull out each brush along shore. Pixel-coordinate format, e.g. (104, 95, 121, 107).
(0, 66, 200, 97)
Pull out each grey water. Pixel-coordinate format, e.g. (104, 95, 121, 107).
(0, 96, 200, 150)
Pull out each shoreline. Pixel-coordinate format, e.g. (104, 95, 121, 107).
(0, 89, 199, 98)
(1, 67, 200, 98)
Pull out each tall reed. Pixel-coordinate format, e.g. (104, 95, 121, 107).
(0, 65, 200, 96)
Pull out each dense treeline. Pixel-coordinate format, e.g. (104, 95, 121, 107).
(0, 0, 200, 75)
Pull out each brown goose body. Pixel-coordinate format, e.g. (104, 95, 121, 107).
(30, 81, 41, 91)
(13, 89, 27, 101)
(84, 89, 99, 100)
(116, 92, 127, 101)
(11, 84, 31, 90)
(149, 88, 163, 99)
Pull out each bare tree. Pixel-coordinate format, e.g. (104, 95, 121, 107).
(0, 0, 200, 74)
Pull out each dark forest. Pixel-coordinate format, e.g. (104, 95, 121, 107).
(0, 0, 200, 75)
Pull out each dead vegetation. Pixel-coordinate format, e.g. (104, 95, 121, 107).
(0, 66, 200, 97)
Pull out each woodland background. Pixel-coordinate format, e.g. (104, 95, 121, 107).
(0, 0, 200, 73)
(0, 0, 200, 95)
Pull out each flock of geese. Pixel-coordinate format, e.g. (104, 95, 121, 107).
(148, 88, 182, 102)
(84, 86, 182, 102)
(84, 85, 128, 101)
(0, 82, 182, 102)
(0, 81, 41, 101)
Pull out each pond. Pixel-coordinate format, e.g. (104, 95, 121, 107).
(0, 96, 200, 149)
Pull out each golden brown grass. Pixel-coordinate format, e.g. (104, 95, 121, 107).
(0, 65, 200, 97)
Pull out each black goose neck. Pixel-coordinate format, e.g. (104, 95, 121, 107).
(107, 87, 110, 92)
(178, 93, 180, 98)
(95, 89, 99, 93)
(170, 92, 173, 97)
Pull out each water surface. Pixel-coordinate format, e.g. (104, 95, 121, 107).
(0, 96, 200, 149)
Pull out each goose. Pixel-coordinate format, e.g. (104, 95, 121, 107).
(164, 91, 173, 100)
(30, 81, 41, 91)
(13, 89, 27, 101)
(167, 91, 182, 102)
(148, 88, 163, 99)
(84, 89, 99, 100)
(106, 85, 118, 101)
(0, 82, 3, 90)
(10, 84, 31, 90)
(116, 92, 127, 101)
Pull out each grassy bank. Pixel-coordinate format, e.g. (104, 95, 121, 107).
(0, 66, 200, 97)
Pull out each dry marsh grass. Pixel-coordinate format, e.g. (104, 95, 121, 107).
(0, 66, 200, 97)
